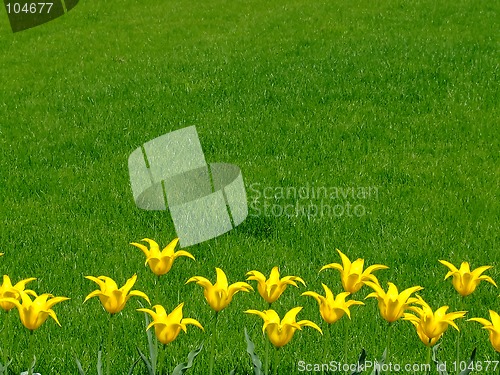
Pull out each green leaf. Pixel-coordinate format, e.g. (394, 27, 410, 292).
(136, 347, 154, 375)
(97, 347, 103, 375)
(370, 348, 387, 375)
(29, 355, 37, 375)
(0, 359, 13, 375)
(458, 348, 477, 375)
(171, 342, 204, 375)
(75, 356, 86, 375)
(244, 328, 264, 375)
(350, 349, 366, 375)
(432, 343, 449, 375)
(128, 356, 141, 375)
(143, 311, 158, 374)
(229, 369, 236, 375)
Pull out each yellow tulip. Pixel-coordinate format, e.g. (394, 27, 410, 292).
(302, 283, 363, 324)
(469, 310, 500, 352)
(245, 307, 322, 348)
(2, 291, 69, 331)
(364, 281, 423, 323)
(186, 268, 252, 312)
(438, 260, 497, 297)
(0, 253, 3, 256)
(137, 303, 203, 345)
(405, 316, 442, 346)
(84, 274, 150, 314)
(130, 238, 195, 276)
(320, 249, 388, 294)
(0, 275, 37, 312)
(246, 266, 305, 304)
(403, 295, 466, 339)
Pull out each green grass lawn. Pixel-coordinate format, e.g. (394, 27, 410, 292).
(1, 0, 499, 373)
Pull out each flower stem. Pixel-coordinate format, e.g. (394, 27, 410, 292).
(265, 302, 271, 375)
(155, 275, 161, 305)
(455, 329, 460, 375)
(323, 323, 333, 375)
(273, 347, 279, 375)
(265, 333, 270, 375)
(209, 312, 219, 375)
(27, 330, 35, 375)
(2, 311, 10, 366)
(456, 296, 465, 375)
(343, 318, 350, 371)
(386, 322, 393, 363)
(157, 343, 166, 375)
(426, 344, 431, 375)
(106, 314, 114, 375)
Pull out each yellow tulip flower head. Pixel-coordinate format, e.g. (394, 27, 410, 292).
(245, 307, 322, 348)
(246, 266, 305, 304)
(364, 281, 423, 323)
(403, 295, 466, 339)
(84, 274, 150, 314)
(130, 238, 195, 276)
(186, 268, 253, 312)
(302, 283, 364, 324)
(438, 260, 497, 297)
(137, 303, 204, 345)
(0, 275, 37, 312)
(469, 310, 500, 352)
(404, 314, 443, 346)
(2, 291, 69, 331)
(320, 249, 388, 294)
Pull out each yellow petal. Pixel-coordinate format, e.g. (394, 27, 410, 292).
(174, 250, 195, 261)
(438, 260, 458, 273)
(128, 290, 150, 304)
(297, 319, 323, 334)
(468, 317, 492, 327)
(84, 290, 103, 303)
(336, 249, 352, 270)
(319, 263, 343, 272)
(282, 307, 303, 326)
(301, 291, 322, 304)
(130, 242, 152, 258)
(161, 238, 179, 256)
(186, 276, 213, 289)
(215, 268, 229, 290)
(479, 275, 497, 287)
(121, 274, 138, 295)
(489, 310, 500, 327)
(281, 275, 306, 287)
(182, 318, 204, 331)
(363, 264, 389, 275)
(84, 276, 106, 289)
